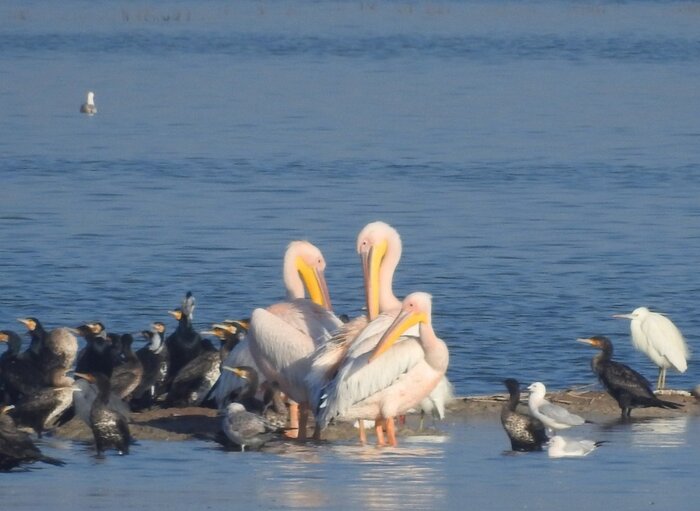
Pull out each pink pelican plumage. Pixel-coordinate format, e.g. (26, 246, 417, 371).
(309, 221, 451, 443)
(317, 292, 449, 447)
(307, 221, 404, 442)
(247, 240, 343, 440)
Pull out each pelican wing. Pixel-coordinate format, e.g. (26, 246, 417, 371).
(305, 315, 369, 410)
(539, 401, 585, 426)
(317, 337, 425, 427)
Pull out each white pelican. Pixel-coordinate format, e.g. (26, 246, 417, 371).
(317, 292, 449, 447)
(547, 436, 602, 458)
(306, 221, 405, 442)
(527, 382, 585, 433)
(613, 307, 689, 390)
(80, 91, 97, 115)
(248, 240, 343, 440)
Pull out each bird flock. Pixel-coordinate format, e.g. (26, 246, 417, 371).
(0, 221, 691, 470)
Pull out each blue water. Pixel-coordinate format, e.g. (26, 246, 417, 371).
(1, 0, 699, 507)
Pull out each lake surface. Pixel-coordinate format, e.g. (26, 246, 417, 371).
(1, 0, 699, 508)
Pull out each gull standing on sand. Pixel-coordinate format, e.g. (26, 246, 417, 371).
(221, 403, 279, 452)
(80, 91, 97, 115)
(547, 435, 602, 458)
(527, 382, 585, 433)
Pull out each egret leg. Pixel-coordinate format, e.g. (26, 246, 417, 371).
(375, 418, 386, 446)
(385, 417, 398, 447)
(661, 367, 667, 390)
(418, 410, 425, 432)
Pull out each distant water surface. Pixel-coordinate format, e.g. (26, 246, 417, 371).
(0, 1, 699, 508)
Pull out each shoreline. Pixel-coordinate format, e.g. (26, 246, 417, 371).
(53, 389, 700, 443)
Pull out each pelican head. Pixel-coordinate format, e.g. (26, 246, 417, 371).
(369, 292, 432, 362)
(284, 240, 332, 310)
(357, 221, 402, 320)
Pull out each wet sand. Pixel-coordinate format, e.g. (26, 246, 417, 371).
(54, 389, 700, 443)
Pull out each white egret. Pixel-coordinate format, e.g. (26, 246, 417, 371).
(613, 307, 689, 390)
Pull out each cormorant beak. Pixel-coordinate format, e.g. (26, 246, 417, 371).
(223, 366, 248, 380)
(73, 372, 96, 383)
(576, 337, 596, 347)
(66, 328, 80, 335)
(17, 318, 35, 330)
(0, 404, 15, 414)
(168, 310, 181, 319)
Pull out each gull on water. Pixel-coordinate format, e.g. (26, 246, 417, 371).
(80, 91, 97, 115)
(547, 435, 603, 458)
(527, 382, 585, 433)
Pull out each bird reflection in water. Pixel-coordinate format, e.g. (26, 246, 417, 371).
(629, 416, 689, 448)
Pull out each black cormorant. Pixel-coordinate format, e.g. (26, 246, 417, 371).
(165, 292, 204, 386)
(501, 378, 549, 452)
(0, 331, 44, 404)
(75, 323, 115, 377)
(220, 366, 264, 412)
(110, 334, 143, 400)
(75, 373, 131, 455)
(132, 323, 169, 409)
(166, 339, 220, 407)
(0, 405, 65, 471)
(577, 335, 683, 417)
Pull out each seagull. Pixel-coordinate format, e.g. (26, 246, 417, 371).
(80, 91, 97, 115)
(221, 403, 280, 452)
(547, 435, 603, 458)
(527, 382, 585, 433)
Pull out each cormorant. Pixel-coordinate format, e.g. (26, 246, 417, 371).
(75, 323, 115, 377)
(75, 373, 131, 455)
(17, 318, 78, 378)
(132, 323, 169, 409)
(577, 335, 684, 417)
(527, 382, 585, 433)
(0, 405, 65, 471)
(166, 339, 220, 408)
(220, 366, 264, 412)
(221, 403, 280, 452)
(165, 292, 204, 386)
(0, 330, 44, 404)
(110, 334, 143, 400)
(501, 378, 549, 451)
(11, 369, 79, 436)
(205, 321, 247, 364)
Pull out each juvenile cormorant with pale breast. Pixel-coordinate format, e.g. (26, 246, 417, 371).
(501, 378, 548, 451)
